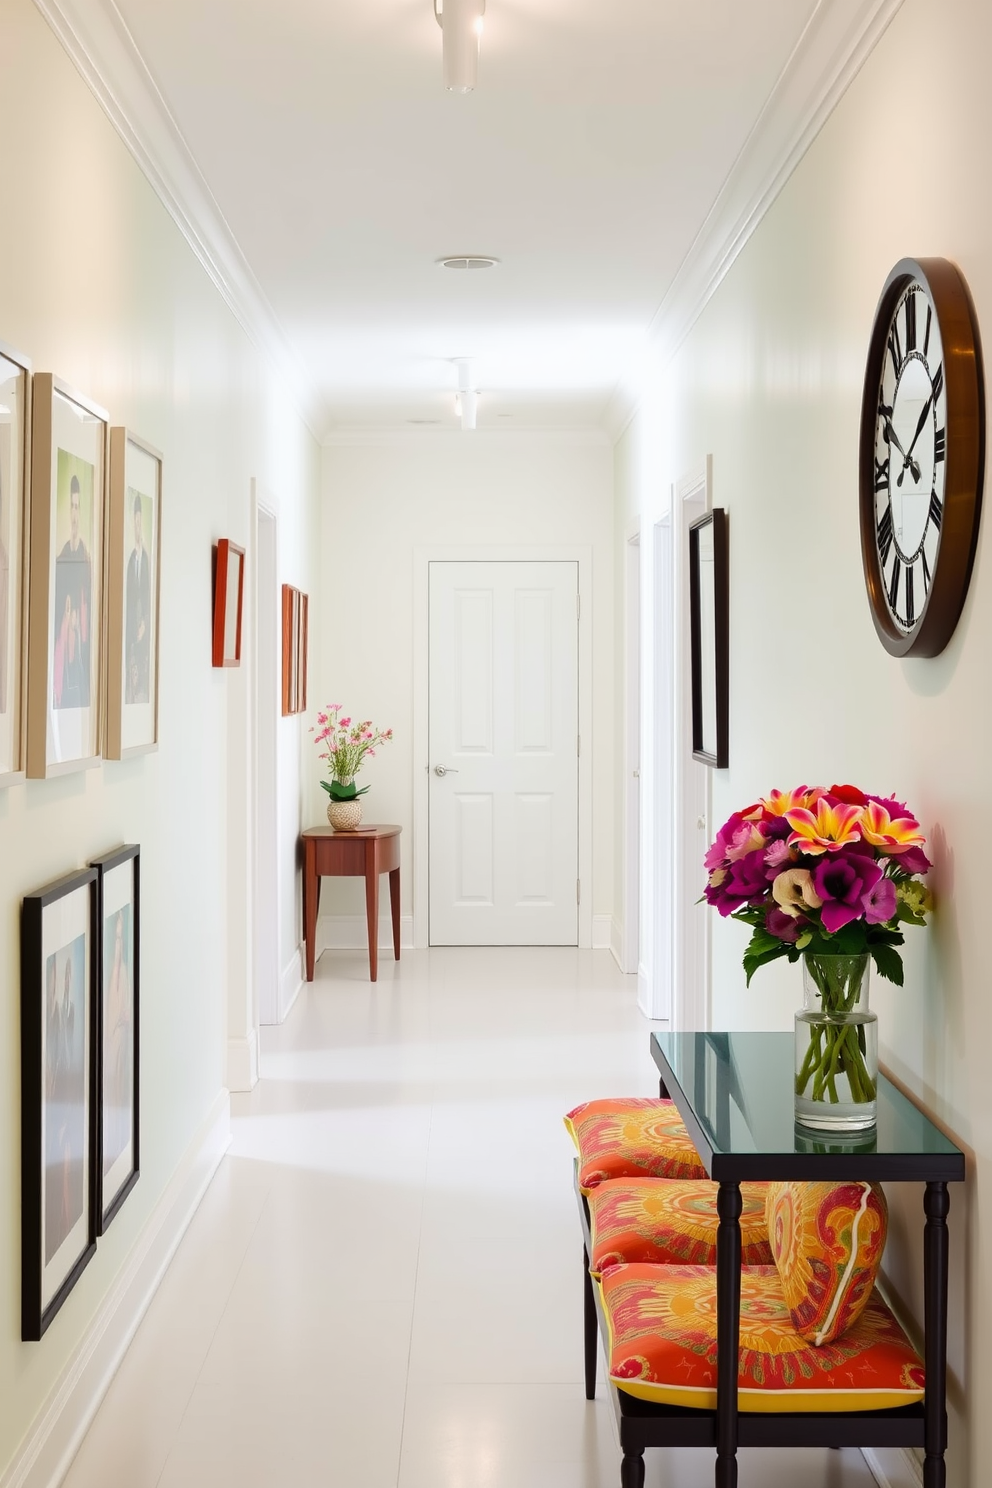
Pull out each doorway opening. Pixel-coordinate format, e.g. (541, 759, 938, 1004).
(254, 500, 279, 1027)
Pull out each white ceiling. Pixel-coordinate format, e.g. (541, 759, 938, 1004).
(94, 0, 834, 431)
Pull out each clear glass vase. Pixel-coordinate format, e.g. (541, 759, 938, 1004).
(795, 952, 878, 1131)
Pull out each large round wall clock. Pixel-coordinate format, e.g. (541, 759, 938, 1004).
(859, 257, 985, 657)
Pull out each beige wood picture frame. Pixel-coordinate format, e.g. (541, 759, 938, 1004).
(26, 375, 108, 779)
(105, 429, 162, 759)
(0, 340, 31, 788)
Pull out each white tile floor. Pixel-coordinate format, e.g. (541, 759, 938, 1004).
(61, 948, 879, 1488)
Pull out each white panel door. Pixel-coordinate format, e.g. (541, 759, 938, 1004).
(429, 561, 578, 945)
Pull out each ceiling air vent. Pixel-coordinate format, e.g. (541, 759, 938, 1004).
(437, 255, 499, 270)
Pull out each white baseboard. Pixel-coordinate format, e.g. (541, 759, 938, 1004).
(609, 917, 624, 971)
(591, 914, 611, 950)
(2, 1091, 230, 1488)
(862, 1446, 923, 1487)
(226, 1029, 258, 1092)
(279, 946, 303, 1023)
(316, 913, 415, 954)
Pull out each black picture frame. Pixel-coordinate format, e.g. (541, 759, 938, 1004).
(91, 844, 140, 1233)
(21, 867, 98, 1340)
(689, 507, 729, 768)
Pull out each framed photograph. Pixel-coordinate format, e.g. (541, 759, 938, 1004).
(105, 431, 161, 759)
(0, 341, 30, 786)
(281, 585, 309, 715)
(91, 845, 139, 1232)
(26, 375, 107, 778)
(689, 507, 729, 768)
(21, 867, 98, 1340)
(212, 538, 244, 667)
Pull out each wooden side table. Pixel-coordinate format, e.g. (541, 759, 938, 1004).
(302, 825, 401, 982)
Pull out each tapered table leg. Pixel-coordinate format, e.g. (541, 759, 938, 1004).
(715, 1181, 742, 1488)
(389, 867, 401, 961)
(365, 844, 379, 982)
(304, 839, 317, 981)
(924, 1181, 950, 1488)
(620, 1448, 645, 1488)
(583, 1245, 597, 1400)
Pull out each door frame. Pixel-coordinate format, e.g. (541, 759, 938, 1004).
(413, 545, 593, 950)
(673, 461, 712, 1031)
(621, 522, 640, 974)
(253, 494, 280, 1026)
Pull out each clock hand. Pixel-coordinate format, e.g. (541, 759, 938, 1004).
(896, 390, 936, 487)
(883, 419, 921, 484)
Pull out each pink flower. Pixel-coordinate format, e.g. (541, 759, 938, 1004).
(863, 877, 897, 924)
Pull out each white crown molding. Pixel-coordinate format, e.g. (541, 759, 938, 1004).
(604, 0, 906, 440)
(33, 0, 328, 441)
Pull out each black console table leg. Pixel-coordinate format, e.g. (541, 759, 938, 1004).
(620, 1447, 645, 1488)
(658, 1076, 669, 1097)
(583, 1245, 597, 1400)
(715, 1181, 742, 1488)
(924, 1181, 950, 1488)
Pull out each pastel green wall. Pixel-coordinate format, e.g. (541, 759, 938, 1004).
(616, 0, 990, 1479)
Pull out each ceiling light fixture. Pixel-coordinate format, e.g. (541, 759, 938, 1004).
(434, 0, 485, 93)
(437, 255, 499, 270)
(454, 359, 479, 431)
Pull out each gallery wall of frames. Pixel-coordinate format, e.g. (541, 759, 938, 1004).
(0, 339, 291, 1339)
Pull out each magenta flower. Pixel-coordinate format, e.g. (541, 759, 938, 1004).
(811, 853, 883, 932)
(766, 906, 804, 943)
(704, 812, 763, 871)
(894, 844, 932, 875)
(863, 877, 897, 924)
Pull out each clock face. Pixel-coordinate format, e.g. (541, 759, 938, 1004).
(872, 281, 947, 634)
(859, 258, 984, 659)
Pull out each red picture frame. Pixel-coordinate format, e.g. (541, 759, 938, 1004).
(212, 539, 244, 668)
(281, 584, 309, 715)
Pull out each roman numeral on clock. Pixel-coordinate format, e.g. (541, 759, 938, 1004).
(934, 427, 946, 464)
(929, 491, 943, 531)
(923, 303, 932, 359)
(888, 556, 901, 615)
(932, 362, 944, 402)
(905, 562, 915, 627)
(874, 456, 890, 492)
(888, 324, 903, 370)
(922, 550, 931, 593)
(905, 294, 917, 353)
(877, 505, 893, 567)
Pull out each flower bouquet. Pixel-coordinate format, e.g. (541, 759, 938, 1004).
(312, 704, 393, 802)
(703, 785, 932, 1126)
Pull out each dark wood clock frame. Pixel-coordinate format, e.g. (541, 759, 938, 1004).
(859, 257, 985, 658)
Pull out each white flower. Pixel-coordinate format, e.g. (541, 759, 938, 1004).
(772, 868, 823, 919)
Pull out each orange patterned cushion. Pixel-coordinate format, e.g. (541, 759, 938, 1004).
(564, 1099, 706, 1193)
(601, 1263, 924, 1413)
(766, 1181, 888, 1345)
(587, 1179, 773, 1277)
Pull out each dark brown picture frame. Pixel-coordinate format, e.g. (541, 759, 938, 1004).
(689, 507, 729, 768)
(212, 538, 244, 667)
(91, 844, 140, 1234)
(281, 584, 309, 715)
(21, 867, 98, 1340)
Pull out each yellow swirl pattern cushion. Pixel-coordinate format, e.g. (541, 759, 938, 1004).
(601, 1263, 924, 1413)
(766, 1181, 888, 1345)
(564, 1099, 706, 1193)
(587, 1179, 773, 1277)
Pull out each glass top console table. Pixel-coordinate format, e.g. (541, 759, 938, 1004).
(608, 1032, 966, 1488)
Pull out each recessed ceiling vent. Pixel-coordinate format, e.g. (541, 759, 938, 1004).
(437, 255, 499, 270)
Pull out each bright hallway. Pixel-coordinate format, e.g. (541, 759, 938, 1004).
(61, 949, 875, 1488)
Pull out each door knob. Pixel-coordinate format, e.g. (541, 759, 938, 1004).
(434, 764, 460, 777)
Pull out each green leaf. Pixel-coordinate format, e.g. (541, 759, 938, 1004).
(742, 944, 790, 986)
(870, 944, 905, 986)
